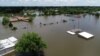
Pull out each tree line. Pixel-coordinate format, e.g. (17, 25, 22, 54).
(0, 6, 100, 15)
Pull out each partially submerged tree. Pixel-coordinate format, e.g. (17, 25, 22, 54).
(28, 17, 33, 22)
(2, 17, 9, 25)
(15, 32, 47, 56)
(95, 13, 100, 18)
(28, 15, 36, 22)
(9, 22, 13, 28)
(12, 27, 17, 30)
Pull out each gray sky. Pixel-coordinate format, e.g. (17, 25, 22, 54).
(0, 0, 100, 6)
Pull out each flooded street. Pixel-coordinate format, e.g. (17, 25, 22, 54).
(0, 14, 100, 56)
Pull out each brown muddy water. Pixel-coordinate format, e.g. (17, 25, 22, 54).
(0, 14, 100, 56)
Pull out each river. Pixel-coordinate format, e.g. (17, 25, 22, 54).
(0, 14, 100, 56)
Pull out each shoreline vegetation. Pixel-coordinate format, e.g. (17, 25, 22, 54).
(0, 7, 100, 22)
(0, 7, 100, 21)
(0, 7, 100, 16)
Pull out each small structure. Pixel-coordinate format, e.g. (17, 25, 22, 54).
(0, 17, 3, 23)
(66, 29, 82, 35)
(78, 32, 94, 39)
(66, 29, 94, 39)
(92, 11, 100, 14)
(0, 36, 17, 55)
(8, 36, 17, 43)
(66, 31, 76, 35)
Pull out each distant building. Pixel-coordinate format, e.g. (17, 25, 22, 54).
(0, 17, 3, 23)
(96, 11, 100, 14)
(93, 11, 100, 14)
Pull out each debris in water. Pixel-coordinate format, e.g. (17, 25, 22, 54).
(49, 23, 54, 25)
(43, 24, 46, 26)
(62, 20, 67, 23)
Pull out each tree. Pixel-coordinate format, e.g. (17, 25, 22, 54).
(15, 32, 47, 56)
(95, 13, 100, 18)
(12, 27, 17, 30)
(2, 17, 9, 25)
(28, 15, 36, 22)
(9, 22, 13, 28)
(28, 17, 33, 22)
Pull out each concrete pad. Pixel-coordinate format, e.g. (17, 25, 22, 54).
(78, 32, 94, 39)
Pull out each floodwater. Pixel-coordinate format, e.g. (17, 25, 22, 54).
(0, 14, 100, 56)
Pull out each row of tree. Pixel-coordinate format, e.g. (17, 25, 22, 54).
(41, 7, 100, 15)
(0, 7, 100, 15)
